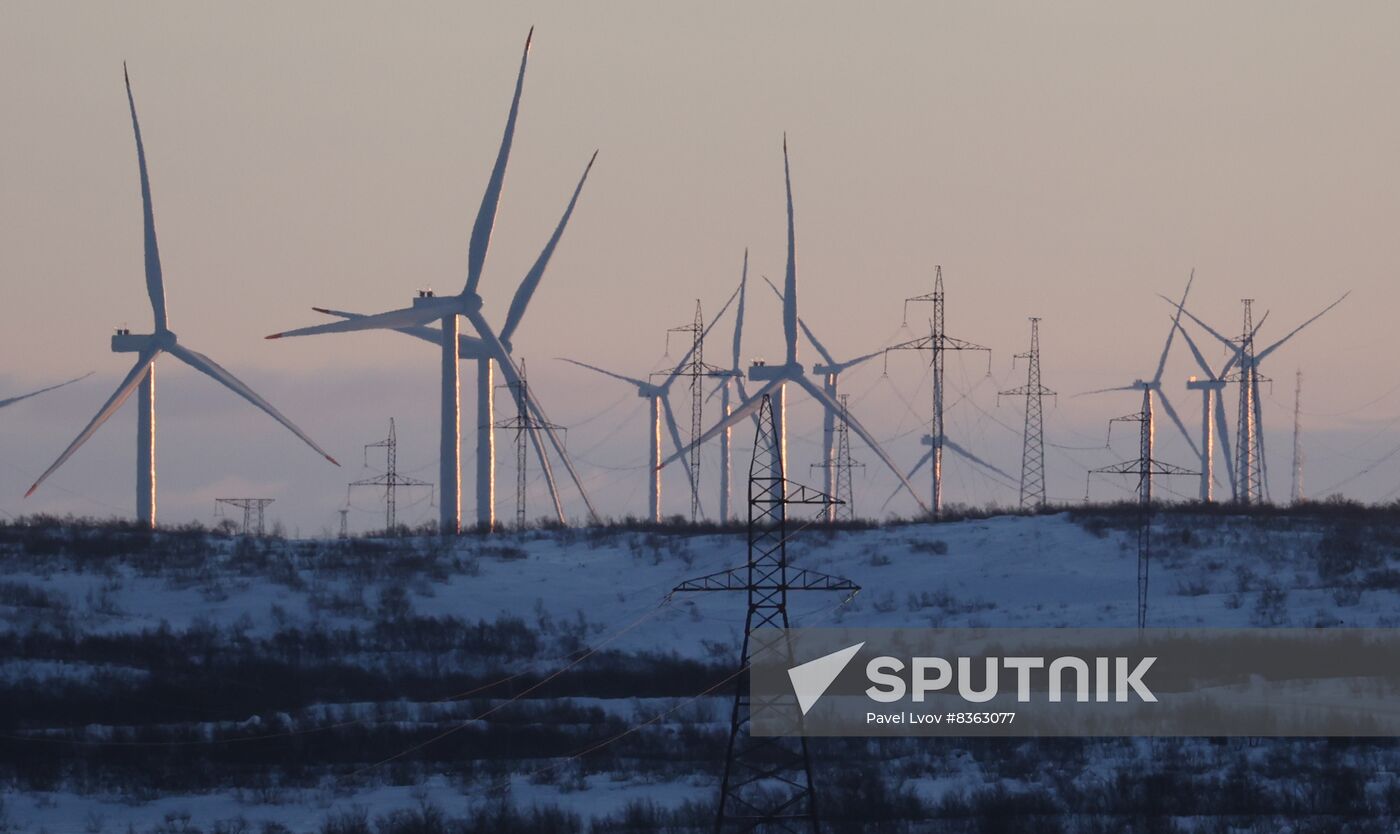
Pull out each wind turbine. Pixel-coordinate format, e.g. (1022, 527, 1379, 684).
(25, 68, 339, 526)
(1173, 318, 1252, 502)
(757, 275, 888, 520)
(662, 136, 929, 515)
(559, 283, 740, 522)
(267, 31, 598, 533)
(1166, 291, 1349, 504)
(0, 373, 91, 412)
(1079, 273, 1201, 501)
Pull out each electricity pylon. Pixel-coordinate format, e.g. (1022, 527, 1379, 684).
(666, 300, 728, 522)
(810, 394, 864, 521)
(350, 418, 432, 535)
(999, 318, 1056, 508)
(214, 498, 274, 536)
(885, 266, 991, 517)
(1088, 389, 1196, 629)
(495, 361, 565, 528)
(1230, 300, 1268, 505)
(671, 394, 857, 832)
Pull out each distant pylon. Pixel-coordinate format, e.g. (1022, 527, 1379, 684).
(214, 498, 274, 537)
(1230, 300, 1267, 505)
(666, 300, 727, 522)
(999, 318, 1056, 508)
(494, 361, 565, 528)
(350, 418, 433, 535)
(1291, 369, 1304, 504)
(1088, 389, 1197, 629)
(811, 394, 864, 521)
(337, 508, 348, 539)
(885, 266, 991, 517)
(671, 394, 857, 831)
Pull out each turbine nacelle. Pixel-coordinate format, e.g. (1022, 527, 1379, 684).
(111, 329, 176, 353)
(749, 360, 803, 381)
(411, 293, 481, 316)
(1186, 377, 1227, 391)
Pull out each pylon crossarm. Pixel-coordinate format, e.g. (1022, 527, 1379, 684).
(783, 483, 839, 506)
(1148, 460, 1199, 477)
(671, 566, 858, 595)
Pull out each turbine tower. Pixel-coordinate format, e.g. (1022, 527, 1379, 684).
(559, 286, 740, 522)
(1291, 369, 1304, 505)
(884, 266, 1003, 517)
(998, 318, 1055, 508)
(1167, 291, 1348, 505)
(267, 31, 598, 533)
(711, 252, 750, 524)
(1174, 321, 1248, 502)
(25, 68, 338, 526)
(665, 137, 929, 515)
(1078, 273, 1200, 503)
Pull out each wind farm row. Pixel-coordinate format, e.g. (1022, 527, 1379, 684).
(4, 31, 1351, 534)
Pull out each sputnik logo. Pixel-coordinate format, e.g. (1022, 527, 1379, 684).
(788, 642, 864, 715)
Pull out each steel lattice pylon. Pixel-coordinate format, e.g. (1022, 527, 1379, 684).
(350, 418, 432, 535)
(809, 395, 863, 522)
(214, 498, 273, 537)
(1088, 389, 1196, 629)
(494, 361, 564, 529)
(999, 318, 1056, 508)
(672, 394, 857, 832)
(884, 266, 991, 517)
(1230, 300, 1267, 505)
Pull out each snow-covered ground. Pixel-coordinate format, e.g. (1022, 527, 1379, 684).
(0, 511, 1395, 831)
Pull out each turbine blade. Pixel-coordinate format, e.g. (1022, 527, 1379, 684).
(267, 305, 442, 339)
(880, 449, 933, 513)
(26, 353, 159, 497)
(1255, 291, 1350, 364)
(731, 250, 747, 370)
(762, 274, 835, 367)
(124, 65, 168, 332)
(465, 28, 532, 296)
(556, 357, 647, 390)
(1174, 321, 1216, 377)
(500, 150, 598, 348)
(1074, 385, 1138, 398)
(793, 375, 930, 515)
(943, 437, 1015, 481)
(523, 386, 599, 524)
(1157, 391, 1201, 460)
(1215, 392, 1235, 492)
(831, 346, 885, 374)
(0, 371, 94, 410)
(1151, 270, 1194, 384)
(168, 344, 338, 465)
(1159, 295, 1240, 355)
(312, 307, 489, 357)
(658, 378, 782, 469)
(782, 135, 798, 366)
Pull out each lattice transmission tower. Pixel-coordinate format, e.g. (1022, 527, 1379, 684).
(1228, 299, 1268, 505)
(884, 266, 991, 517)
(350, 418, 432, 535)
(666, 300, 727, 522)
(671, 394, 858, 832)
(494, 361, 564, 529)
(214, 498, 274, 536)
(999, 318, 1056, 508)
(1088, 389, 1196, 629)
(810, 394, 864, 521)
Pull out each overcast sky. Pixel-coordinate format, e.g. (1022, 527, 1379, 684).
(2, 2, 1397, 533)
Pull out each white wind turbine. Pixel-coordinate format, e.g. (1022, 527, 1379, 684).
(559, 283, 741, 522)
(1166, 291, 1349, 503)
(710, 251, 750, 523)
(1078, 273, 1201, 500)
(25, 68, 339, 526)
(267, 31, 599, 533)
(1173, 320, 1244, 502)
(663, 136, 928, 515)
